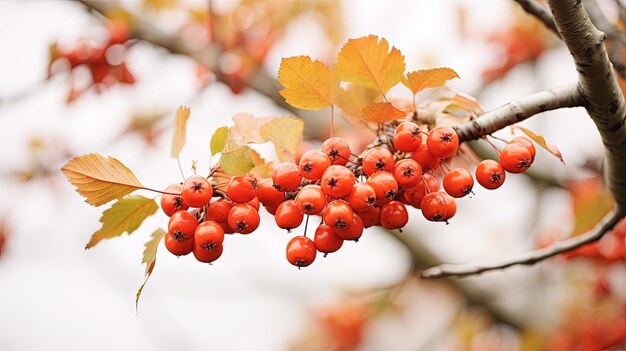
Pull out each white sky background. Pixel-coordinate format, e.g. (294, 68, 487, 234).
(0, 0, 610, 350)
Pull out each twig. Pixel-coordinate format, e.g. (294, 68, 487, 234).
(421, 210, 624, 279)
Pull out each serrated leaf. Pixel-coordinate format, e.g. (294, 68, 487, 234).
(85, 195, 158, 249)
(61, 154, 144, 207)
(278, 56, 340, 110)
(136, 228, 165, 312)
(210, 126, 229, 155)
(250, 162, 273, 179)
(512, 125, 564, 163)
(220, 147, 255, 176)
(335, 35, 405, 94)
(336, 84, 381, 127)
(402, 68, 459, 95)
(361, 102, 407, 123)
(171, 106, 190, 158)
(232, 113, 274, 144)
(260, 117, 304, 154)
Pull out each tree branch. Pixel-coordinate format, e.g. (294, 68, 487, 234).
(454, 84, 583, 142)
(421, 210, 623, 279)
(512, 0, 560, 37)
(548, 0, 626, 212)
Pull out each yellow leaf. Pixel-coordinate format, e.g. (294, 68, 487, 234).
(61, 154, 144, 207)
(336, 84, 381, 125)
(260, 117, 304, 154)
(86, 195, 158, 249)
(402, 68, 459, 95)
(210, 126, 229, 155)
(361, 102, 407, 123)
(171, 106, 191, 158)
(232, 113, 274, 144)
(220, 147, 255, 176)
(136, 228, 165, 312)
(278, 56, 340, 110)
(512, 126, 564, 163)
(335, 35, 405, 94)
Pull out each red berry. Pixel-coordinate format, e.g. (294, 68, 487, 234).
(165, 234, 193, 256)
(393, 122, 422, 152)
(286, 236, 317, 268)
(296, 185, 326, 215)
(322, 137, 351, 166)
(420, 192, 450, 222)
(314, 224, 344, 254)
(275, 200, 304, 230)
(426, 127, 459, 158)
(410, 143, 441, 171)
(321, 165, 356, 198)
(207, 199, 233, 223)
(392, 158, 423, 189)
(272, 162, 302, 192)
(511, 136, 536, 160)
(227, 204, 260, 234)
(475, 160, 506, 189)
(403, 174, 439, 208)
(193, 243, 223, 263)
(168, 210, 198, 241)
(347, 183, 376, 211)
(500, 143, 532, 173)
(160, 183, 189, 217)
(217, 221, 235, 234)
(323, 200, 354, 231)
(366, 171, 398, 206)
(299, 150, 331, 181)
(227, 175, 257, 203)
(182, 175, 213, 207)
(379, 201, 408, 229)
(357, 206, 380, 228)
(335, 214, 364, 241)
(245, 197, 260, 210)
(194, 221, 225, 251)
(257, 179, 285, 208)
(362, 147, 394, 176)
(264, 205, 278, 215)
(443, 168, 474, 198)
(443, 193, 457, 221)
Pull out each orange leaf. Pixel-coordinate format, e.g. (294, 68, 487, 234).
(278, 56, 340, 110)
(336, 35, 405, 94)
(361, 102, 407, 123)
(402, 68, 459, 95)
(336, 84, 381, 127)
(512, 126, 564, 163)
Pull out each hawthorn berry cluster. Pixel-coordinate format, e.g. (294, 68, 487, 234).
(158, 120, 537, 268)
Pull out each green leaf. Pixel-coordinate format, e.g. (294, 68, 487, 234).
(86, 195, 158, 249)
(136, 228, 166, 313)
(210, 126, 229, 155)
(220, 147, 255, 176)
(260, 117, 304, 154)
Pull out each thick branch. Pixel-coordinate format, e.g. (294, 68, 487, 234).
(513, 0, 560, 37)
(421, 211, 623, 279)
(548, 0, 626, 212)
(455, 84, 583, 141)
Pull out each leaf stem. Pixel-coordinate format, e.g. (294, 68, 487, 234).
(329, 105, 335, 138)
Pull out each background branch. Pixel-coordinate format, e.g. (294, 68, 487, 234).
(512, 0, 560, 36)
(421, 210, 623, 278)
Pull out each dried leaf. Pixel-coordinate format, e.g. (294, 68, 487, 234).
(361, 102, 407, 123)
(136, 228, 165, 312)
(335, 35, 405, 94)
(232, 113, 274, 144)
(210, 126, 229, 155)
(61, 154, 144, 207)
(220, 147, 255, 176)
(278, 56, 340, 110)
(250, 162, 274, 179)
(171, 106, 190, 158)
(403, 68, 459, 94)
(513, 125, 564, 163)
(441, 87, 484, 114)
(86, 195, 158, 249)
(260, 117, 304, 154)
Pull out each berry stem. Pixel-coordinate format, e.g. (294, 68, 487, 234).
(488, 134, 510, 144)
(482, 136, 502, 154)
(176, 157, 186, 181)
(303, 215, 310, 237)
(141, 186, 181, 196)
(329, 105, 335, 138)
